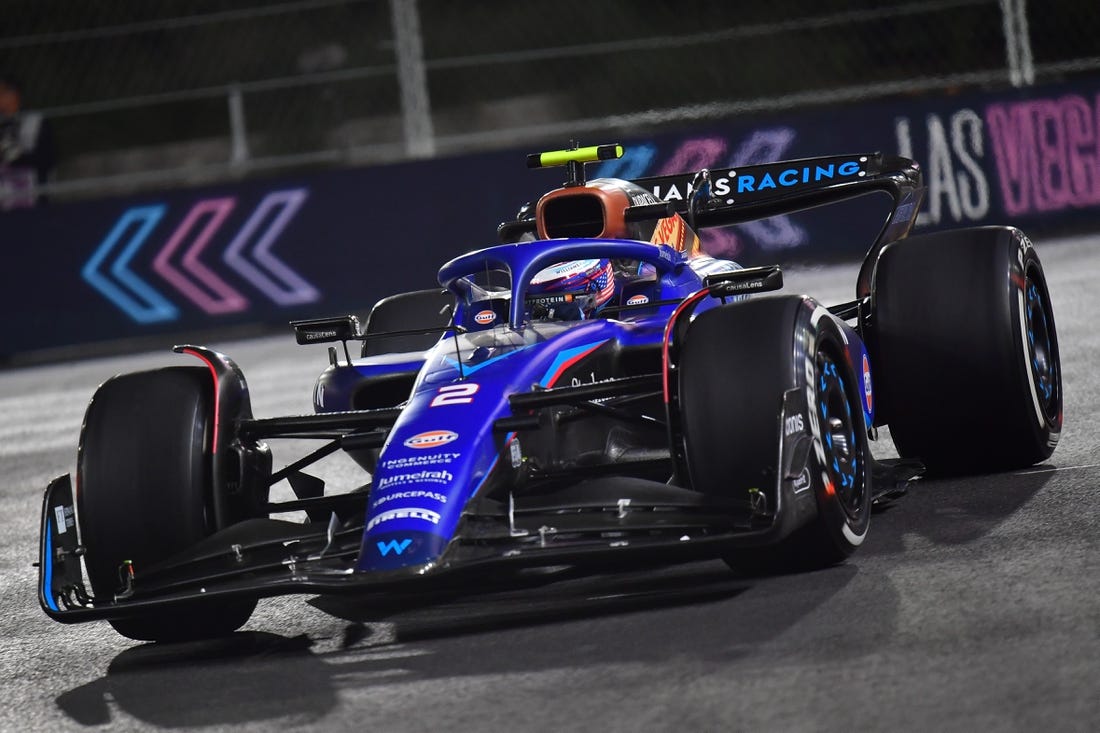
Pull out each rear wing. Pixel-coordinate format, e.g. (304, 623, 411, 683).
(500, 149, 924, 298)
(636, 153, 923, 297)
(633, 154, 914, 226)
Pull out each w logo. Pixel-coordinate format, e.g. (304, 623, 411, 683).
(376, 539, 413, 556)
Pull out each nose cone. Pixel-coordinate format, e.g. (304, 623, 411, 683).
(358, 530, 450, 573)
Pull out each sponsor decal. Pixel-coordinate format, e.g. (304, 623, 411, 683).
(53, 506, 67, 534)
(862, 354, 873, 412)
(376, 538, 413, 556)
(626, 294, 650, 306)
(429, 383, 479, 407)
(366, 507, 441, 532)
(403, 430, 459, 449)
(474, 309, 496, 325)
(372, 489, 449, 509)
(569, 371, 615, 389)
(792, 467, 812, 493)
(531, 259, 601, 284)
(529, 293, 580, 308)
(375, 470, 454, 490)
(784, 414, 805, 437)
(596, 129, 807, 253)
(509, 439, 523, 468)
(302, 329, 337, 341)
(731, 160, 862, 194)
(725, 278, 765, 293)
(642, 160, 861, 203)
(380, 452, 461, 469)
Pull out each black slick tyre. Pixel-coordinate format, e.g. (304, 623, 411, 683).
(869, 226, 1061, 473)
(677, 296, 872, 574)
(77, 367, 255, 642)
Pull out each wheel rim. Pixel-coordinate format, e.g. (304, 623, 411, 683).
(1024, 267, 1059, 422)
(817, 351, 865, 520)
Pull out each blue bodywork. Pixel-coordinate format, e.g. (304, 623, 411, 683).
(311, 237, 872, 574)
(37, 151, 923, 632)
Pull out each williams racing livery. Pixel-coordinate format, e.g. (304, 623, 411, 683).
(37, 144, 1062, 642)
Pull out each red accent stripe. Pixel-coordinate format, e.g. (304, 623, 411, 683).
(182, 348, 221, 454)
(662, 289, 711, 403)
(546, 342, 605, 388)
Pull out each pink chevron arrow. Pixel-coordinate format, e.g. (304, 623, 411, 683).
(152, 198, 249, 314)
(223, 189, 318, 306)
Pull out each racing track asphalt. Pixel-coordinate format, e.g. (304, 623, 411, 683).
(0, 234, 1097, 732)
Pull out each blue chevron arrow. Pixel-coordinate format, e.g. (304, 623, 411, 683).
(82, 205, 179, 324)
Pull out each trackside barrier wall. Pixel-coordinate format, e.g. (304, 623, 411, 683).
(2, 78, 1099, 358)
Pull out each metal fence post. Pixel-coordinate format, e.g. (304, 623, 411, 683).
(390, 0, 435, 158)
(228, 84, 251, 165)
(1001, 0, 1036, 87)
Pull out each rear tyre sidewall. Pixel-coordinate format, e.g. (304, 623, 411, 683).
(77, 367, 255, 642)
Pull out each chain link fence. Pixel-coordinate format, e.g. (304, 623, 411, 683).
(0, 0, 1097, 202)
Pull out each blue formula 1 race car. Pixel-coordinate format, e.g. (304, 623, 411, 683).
(38, 144, 1062, 642)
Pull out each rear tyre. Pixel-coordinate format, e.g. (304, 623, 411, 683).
(869, 227, 1062, 473)
(77, 367, 255, 642)
(678, 297, 872, 574)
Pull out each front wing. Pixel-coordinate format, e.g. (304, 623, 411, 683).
(38, 471, 803, 624)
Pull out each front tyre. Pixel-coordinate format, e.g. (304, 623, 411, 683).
(806, 340, 871, 561)
(77, 367, 255, 642)
(677, 297, 872, 574)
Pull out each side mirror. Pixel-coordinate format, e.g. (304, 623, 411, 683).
(290, 315, 361, 345)
(705, 265, 784, 297)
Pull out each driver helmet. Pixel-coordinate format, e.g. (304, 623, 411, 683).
(527, 258, 615, 320)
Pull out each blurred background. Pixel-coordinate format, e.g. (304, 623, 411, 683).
(2, 0, 1099, 359)
(2, 0, 1097, 200)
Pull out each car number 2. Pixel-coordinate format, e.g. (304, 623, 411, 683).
(430, 383, 479, 407)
